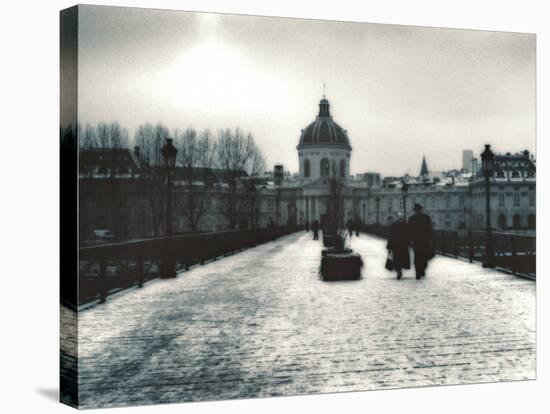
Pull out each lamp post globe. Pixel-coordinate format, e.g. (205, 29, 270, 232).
(481, 144, 495, 268)
(160, 138, 178, 278)
(481, 144, 494, 175)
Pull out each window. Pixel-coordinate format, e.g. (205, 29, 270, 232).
(387, 198, 393, 211)
(304, 159, 311, 178)
(268, 199, 275, 213)
(496, 171, 505, 178)
(529, 192, 535, 207)
(445, 195, 451, 209)
(513, 214, 521, 229)
(499, 193, 505, 207)
(339, 159, 346, 177)
(459, 194, 465, 208)
(513, 192, 520, 207)
(320, 158, 330, 177)
(511, 170, 520, 178)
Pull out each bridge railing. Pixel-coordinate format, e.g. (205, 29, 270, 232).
(361, 224, 535, 279)
(74, 226, 298, 307)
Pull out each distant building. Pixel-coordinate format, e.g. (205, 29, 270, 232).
(79, 148, 149, 240)
(419, 155, 429, 177)
(471, 157, 479, 174)
(462, 149, 474, 172)
(78, 97, 536, 237)
(469, 150, 536, 230)
(368, 164, 472, 229)
(355, 172, 381, 187)
(368, 151, 535, 230)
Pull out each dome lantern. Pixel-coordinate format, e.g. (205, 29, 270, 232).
(319, 98, 330, 117)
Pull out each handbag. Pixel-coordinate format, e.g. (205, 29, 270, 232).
(385, 251, 394, 271)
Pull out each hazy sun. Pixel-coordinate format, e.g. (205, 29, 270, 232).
(160, 32, 287, 120)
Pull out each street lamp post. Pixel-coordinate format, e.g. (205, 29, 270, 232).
(481, 144, 495, 268)
(160, 138, 178, 279)
(401, 180, 409, 220)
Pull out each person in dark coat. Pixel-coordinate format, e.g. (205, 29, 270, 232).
(408, 203, 434, 279)
(386, 212, 410, 279)
(346, 218, 354, 238)
(354, 216, 361, 237)
(311, 219, 320, 240)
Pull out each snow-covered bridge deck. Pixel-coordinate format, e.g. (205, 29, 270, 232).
(70, 231, 535, 408)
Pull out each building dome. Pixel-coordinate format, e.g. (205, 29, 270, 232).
(297, 97, 351, 150)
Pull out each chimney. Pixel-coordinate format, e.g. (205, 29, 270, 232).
(274, 164, 284, 185)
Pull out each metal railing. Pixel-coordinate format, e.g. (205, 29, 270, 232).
(74, 226, 299, 307)
(361, 224, 535, 279)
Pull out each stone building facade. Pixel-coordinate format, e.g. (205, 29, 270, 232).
(79, 96, 536, 240)
(469, 151, 536, 230)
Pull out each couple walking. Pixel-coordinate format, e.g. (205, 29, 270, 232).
(386, 203, 434, 280)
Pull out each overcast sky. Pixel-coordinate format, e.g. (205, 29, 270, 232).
(77, 5, 535, 176)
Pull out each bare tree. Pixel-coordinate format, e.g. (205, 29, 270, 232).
(95, 122, 110, 149)
(84, 121, 128, 150)
(215, 128, 265, 229)
(78, 123, 97, 149)
(174, 128, 216, 232)
(134, 123, 169, 236)
(108, 121, 129, 151)
(134, 123, 163, 165)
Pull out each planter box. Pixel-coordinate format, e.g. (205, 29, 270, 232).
(320, 252, 363, 281)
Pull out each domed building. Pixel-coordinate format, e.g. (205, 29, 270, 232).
(291, 95, 360, 228)
(297, 96, 352, 179)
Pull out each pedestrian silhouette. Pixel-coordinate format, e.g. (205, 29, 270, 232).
(386, 212, 410, 279)
(408, 203, 434, 279)
(347, 218, 354, 238)
(311, 219, 320, 240)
